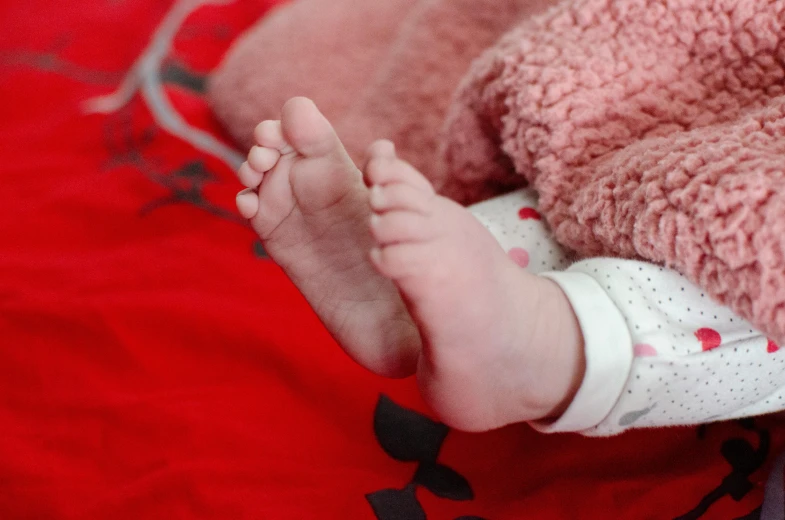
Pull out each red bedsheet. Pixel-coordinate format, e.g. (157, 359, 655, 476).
(1, 1, 784, 518)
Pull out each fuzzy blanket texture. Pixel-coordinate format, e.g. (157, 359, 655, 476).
(209, 0, 785, 343)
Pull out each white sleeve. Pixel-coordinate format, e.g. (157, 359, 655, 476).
(534, 259, 783, 436)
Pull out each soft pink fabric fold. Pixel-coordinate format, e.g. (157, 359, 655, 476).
(442, 0, 785, 341)
(208, 0, 556, 170)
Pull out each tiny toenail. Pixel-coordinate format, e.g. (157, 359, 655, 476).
(376, 140, 395, 157)
(249, 146, 266, 162)
(369, 247, 382, 264)
(235, 189, 259, 219)
(370, 213, 381, 227)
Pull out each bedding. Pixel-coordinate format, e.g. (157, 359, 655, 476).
(3, 0, 785, 518)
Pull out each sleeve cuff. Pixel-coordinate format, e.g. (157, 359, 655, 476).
(529, 271, 633, 433)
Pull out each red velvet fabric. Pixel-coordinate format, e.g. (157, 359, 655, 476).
(1, 1, 783, 518)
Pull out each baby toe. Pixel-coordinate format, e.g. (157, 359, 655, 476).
(369, 244, 422, 280)
(370, 211, 433, 246)
(248, 145, 281, 172)
(237, 161, 264, 189)
(236, 188, 261, 219)
(254, 120, 293, 154)
(365, 139, 397, 162)
(366, 156, 434, 193)
(280, 97, 341, 158)
(369, 182, 433, 215)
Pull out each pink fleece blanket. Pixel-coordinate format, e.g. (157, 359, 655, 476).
(209, 0, 785, 342)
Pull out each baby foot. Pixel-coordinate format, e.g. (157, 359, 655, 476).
(366, 152, 586, 431)
(235, 97, 420, 377)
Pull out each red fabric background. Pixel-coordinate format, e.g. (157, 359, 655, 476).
(1, 1, 783, 518)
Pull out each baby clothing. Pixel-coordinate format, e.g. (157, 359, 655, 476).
(470, 189, 785, 436)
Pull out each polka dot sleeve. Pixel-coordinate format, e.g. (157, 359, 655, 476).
(562, 260, 784, 436)
(469, 189, 785, 436)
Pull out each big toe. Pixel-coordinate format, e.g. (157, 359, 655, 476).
(280, 97, 343, 158)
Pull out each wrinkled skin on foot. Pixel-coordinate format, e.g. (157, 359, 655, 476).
(237, 98, 584, 431)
